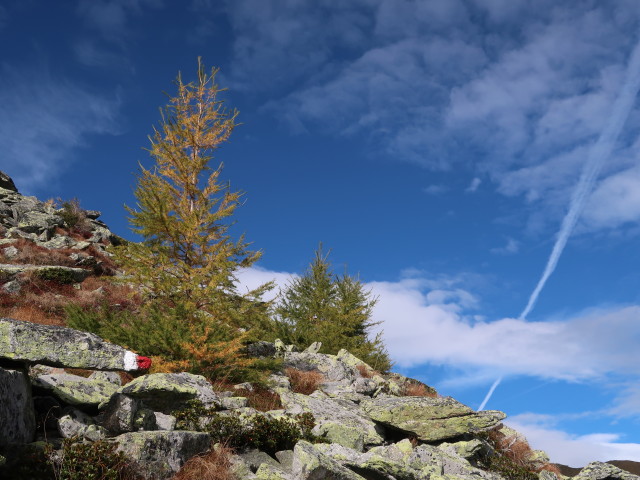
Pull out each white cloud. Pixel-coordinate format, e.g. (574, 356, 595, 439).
(0, 65, 121, 192)
(238, 265, 640, 384)
(490, 237, 519, 255)
(508, 413, 640, 466)
(236, 266, 298, 302)
(583, 165, 640, 230)
(465, 177, 481, 193)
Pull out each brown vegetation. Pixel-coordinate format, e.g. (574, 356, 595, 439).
(235, 384, 283, 412)
(401, 381, 438, 398)
(487, 428, 562, 475)
(286, 368, 324, 395)
(171, 445, 236, 480)
(356, 364, 375, 378)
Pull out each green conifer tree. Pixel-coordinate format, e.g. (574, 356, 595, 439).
(275, 246, 392, 372)
(108, 59, 272, 379)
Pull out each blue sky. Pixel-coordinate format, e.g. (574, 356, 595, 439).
(3, 0, 640, 467)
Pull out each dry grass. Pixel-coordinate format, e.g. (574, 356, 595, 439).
(235, 384, 283, 412)
(286, 368, 325, 395)
(171, 445, 236, 480)
(401, 381, 438, 398)
(356, 364, 375, 378)
(488, 429, 561, 475)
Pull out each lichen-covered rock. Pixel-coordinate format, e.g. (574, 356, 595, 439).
(255, 462, 293, 480)
(292, 440, 366, 480)
(361, 395, 506, 442)
(280, 390, 384, 447)
(58, 407, 107, 441)
(0, 367, 35, 446)
(437, 438, 494, 466)
(33, 372, 119, 408)
(221, 396, 249, 409)
(58, 407, 94, 438)
(116, 372, 220, 412)
(312, 421, 365, 452)
(575, 461, 640, 479)
(114, 431, 211, 480)
(283, 351, 356, 382)
(0, 318, 149, 371)
(0, 264, 90, 283)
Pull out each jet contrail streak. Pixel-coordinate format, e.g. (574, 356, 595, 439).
(479, 34, 640, 412)
(519, 37, 640, 320)
(478, 376, 502, 411)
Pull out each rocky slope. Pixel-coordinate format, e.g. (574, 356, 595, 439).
(0, 170, 638, 480)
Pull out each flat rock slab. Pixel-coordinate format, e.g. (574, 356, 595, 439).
(280, 391, 384, 447)
(33, 373, 118, 408)
(361, 396, 506, 442)
(0, 264, 90, 283)
(116, 373, 220, 412)
(0, 318, 148, 371)
(114, 431, 211, 480)
(0, 367, 35, 446)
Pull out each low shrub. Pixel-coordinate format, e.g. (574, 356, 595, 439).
(45, 437, 141, 480)
(285, 368, 324, 395)
(478, 428, 561, 480)
(173, 401, 321, 455)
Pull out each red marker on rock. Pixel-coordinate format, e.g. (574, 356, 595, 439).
(0, 318, 152, 372)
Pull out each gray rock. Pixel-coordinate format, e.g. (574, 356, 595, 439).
(575, 461, 640, 479)
(2, 245, 18, 258)
(221, 396, 249, 409)
(0, 318, 148, 371)
(292, 440, 366, 480)
(239, 448, 281, 471)
(116, 372, 220, 412)
(0, 171, 18, 192)
(33, 372, 118, 408)
(57, 407, 106, 440)
(437, 438, 494, 466)
(2, 280, 21, 294)
(17, 210, 63, 235)
(280, 390, 384, 447)
(114, 430, 212, 480)
(99, 393, 140, 434)
(361, 395, 506, 442)
(275, 450, 294, 470)
(0, 367, 35, 446)
(154, 412, 177, 431)
(303, 341, 322, 354)
(246, 341, 277, 358)
(283, 351, 357, 382)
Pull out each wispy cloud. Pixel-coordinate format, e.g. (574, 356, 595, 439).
(0, 64, 121, 192)
(465, 177, 481, 193)
(490, 237, 519, 255)
(225, 2, 640, 235)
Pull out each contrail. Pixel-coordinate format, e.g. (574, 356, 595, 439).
(478, 376, 502, 411)
(479, 35, 640, 412)
(519, 37, 640, 320)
